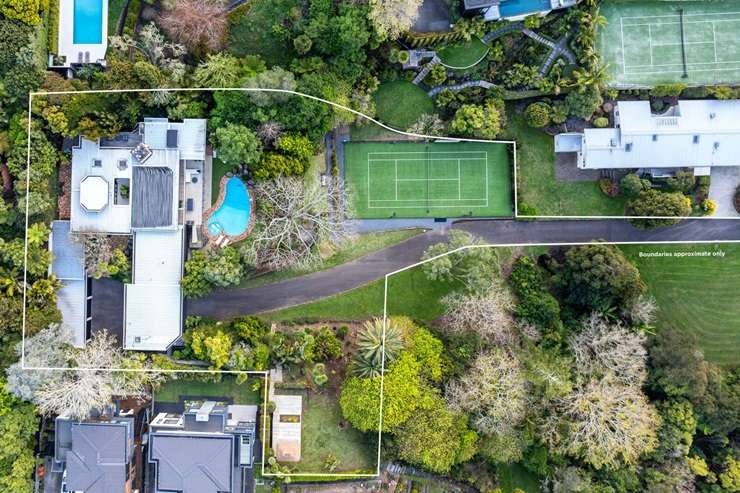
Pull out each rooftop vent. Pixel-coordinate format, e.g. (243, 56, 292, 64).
(610, 138, 617, 147)
(710, 112, 716, 119)
(693, 135, 700, 144)
(714, 142, 720, 150)
(92, 159, 102, 168)
(652, 134, 658, 141)
(117, 159, 128, 170)
(625, 142, 633, 152)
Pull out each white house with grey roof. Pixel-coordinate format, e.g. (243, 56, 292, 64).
(555, 100, 740, 176)
(53, 416, 136, 493)
(52, 118, 207, 351)
(148, 401, 258, 493)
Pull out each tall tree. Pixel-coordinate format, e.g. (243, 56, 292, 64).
(367, 0, 423, 40)
(159, 0, 229, 53)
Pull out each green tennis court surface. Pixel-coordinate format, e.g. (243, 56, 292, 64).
(344, 141, 512, 218)
(598, 0, 740, 87)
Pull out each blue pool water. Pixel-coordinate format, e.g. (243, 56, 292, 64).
(207, 177, 252, 237)
(499, 0, 551, 18)
(73, 0, 103, 44)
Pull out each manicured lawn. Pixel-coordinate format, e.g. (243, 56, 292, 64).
(374, 81, 435, 130)
(227, 0, 299, 66)
(349, 123, 408, 141)
(438, 38, 489, 69)
(344, 141, 512, 219)
(239, 229, 425, 288)
(107, 0, 127, 35)
(291, 392, 375, 473)
(620, 243, 740, 366)
(504, 111, 627, 216)
(262, 266, 460, 322)
(497, 463, 541, 493)
(211, 158, 232, 205)
(156, 376, 262, 405)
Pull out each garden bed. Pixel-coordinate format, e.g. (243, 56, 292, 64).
(156, 376, 262, 405)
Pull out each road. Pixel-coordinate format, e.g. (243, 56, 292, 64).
(186, 218, 740, 319)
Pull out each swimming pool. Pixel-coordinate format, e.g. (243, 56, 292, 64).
(73, 0, 103, 44)
(206, 177, 253, 239)
(499, 0, 551, 18)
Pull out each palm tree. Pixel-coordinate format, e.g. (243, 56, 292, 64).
(352, 318, 404, 378)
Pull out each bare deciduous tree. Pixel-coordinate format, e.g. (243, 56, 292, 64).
(159, 0, 228, 53)
(570, 314, 647, 386)
(368, 0, 424, 40)
(446, 349, 528, 436)
(72, 232, 112, 276)
(440, 283, 517, 347)
(256, 121, 284, 148)
(249, 177, 352, 270)
(34, 331, 160, 420)
(541, 375, 660, 470)
(622, 294, 658, 326)
(5, 324, 73, 402)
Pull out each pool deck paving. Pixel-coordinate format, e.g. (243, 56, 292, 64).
(186, 218, 740, 319)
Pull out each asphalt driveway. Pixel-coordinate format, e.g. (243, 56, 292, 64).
(186, 218, 740, 319)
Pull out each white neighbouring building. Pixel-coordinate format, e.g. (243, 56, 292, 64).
(51, 118, 207, 351)
(555, 99, 740, 176)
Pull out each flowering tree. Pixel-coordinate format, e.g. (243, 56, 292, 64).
(368, 0, 423, 40)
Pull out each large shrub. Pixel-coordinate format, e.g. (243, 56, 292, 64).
(509, 255, 561, 329)
(620, 173, 651, 198)
(627, 189, 692, 229)
(524, 102, 551, 128)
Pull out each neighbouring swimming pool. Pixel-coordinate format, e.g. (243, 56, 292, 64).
(73, 0, 104, 44)
(499, 0, 552, 18)
(207, 177, 252, 238)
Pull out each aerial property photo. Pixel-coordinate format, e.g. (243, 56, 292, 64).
(2, 0, 740, 492)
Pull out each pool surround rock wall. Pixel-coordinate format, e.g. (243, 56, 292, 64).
(202, 175, 255, 245)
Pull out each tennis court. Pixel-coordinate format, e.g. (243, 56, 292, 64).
(344, 141, 512, 218)
(598, 0, 740, 87)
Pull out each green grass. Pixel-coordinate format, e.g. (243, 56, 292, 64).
(437, 38, 489, 69)
(211, 158, 232, 205)
(344, 141, 513, 219)
(349, 123, 409, 141)
(290, 392, 375, 473)
(497, 463, 541, 493)
(107, 0, 127, 35)
(620, 243, 740, 366)
(598, 0, 740, 87)
(156, 376, 262, 405)
(227, 0, 299, 66)
(505, 112, 626, 216)
(374, 81, 435, 130)
(239, 229, 425, 288)
(262, 266, 459, 322)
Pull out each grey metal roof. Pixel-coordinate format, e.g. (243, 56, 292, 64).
(149, 434, 234, 493)
(61, 420, 133, 493)
(51, 221, 85, 280)
(464, 0, 498, 9)
(131, 166, 174, 228)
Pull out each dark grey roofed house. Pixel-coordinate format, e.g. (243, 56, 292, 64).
(54, 418, 134, 493)
(149, 434, 235, 493)
(131, 166, 174, 228)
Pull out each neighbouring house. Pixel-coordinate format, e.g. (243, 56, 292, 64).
(271, 394, 302, 463)
(555, 100, 740, 177)
(50, 0, 109, 70)
(51, 118, 207, 351)
(148, 400, 259, 493)
(52, 401, 147, 493)
(463, 0, 576, 21)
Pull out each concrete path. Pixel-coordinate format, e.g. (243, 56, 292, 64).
(709, 167, 740, 217)
(186, 218, 740, 319)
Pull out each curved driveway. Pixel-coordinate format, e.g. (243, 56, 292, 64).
(186, 218, 740, 319)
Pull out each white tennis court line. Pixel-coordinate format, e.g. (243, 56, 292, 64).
(620, 10, 740, 21)
(620, 13, 740, 73)
(366, 151, 490, 209)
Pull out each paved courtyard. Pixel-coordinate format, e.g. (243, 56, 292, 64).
(709, 167, 740, 217)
